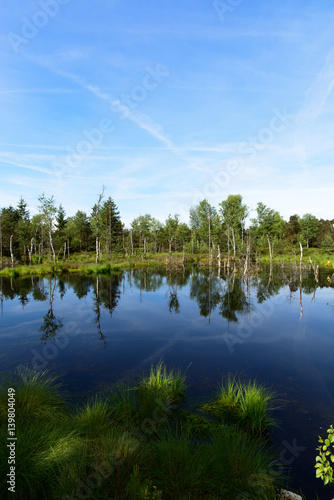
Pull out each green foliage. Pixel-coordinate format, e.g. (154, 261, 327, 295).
(315, 425, 334, 491)
(74, 395, 113, 438)
(139, 361, 187, 404)
(203, 425, 277, 498)
(0, 368, 69, 426)
(190, 199, 220, 249)
(202, 376, 279, 436)
(150, 425, 206, 497)
(300, 213, 319, 247)
(219, 195, 248, 254)
(252, 202, 286, 240)
(2, 193, 334, 267)
(0, 366, 284, 499)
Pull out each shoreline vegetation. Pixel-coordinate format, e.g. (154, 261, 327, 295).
(1, 194, 334, 280)
(0, 364, 293, 500)
(0, 247, 334, 277)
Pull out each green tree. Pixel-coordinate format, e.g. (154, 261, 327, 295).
(0, 206, 20, 262)
(189, 200, 219, 255)
(131, 214, 153, 253)
(219, 195, 248, 258)
(252, 202, 285, 263)
(54, 204, 67, 256)
(150, 217, 163, 253)
(300, 214, 319, 248)
(100, 197, 122, 256)
(16, 197, 32, 263)
(66, 211, 91, 252)
(164, 214, 180, 254)
(284, 214, 301, 245)
(176, 223, 191, 248)
(37, 193, 58, 265)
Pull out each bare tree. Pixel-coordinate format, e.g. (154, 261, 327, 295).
(92, 187, 105, 264)
(37, 194, 57, 265)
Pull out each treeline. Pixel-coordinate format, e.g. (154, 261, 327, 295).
(0, 191, 333, 265)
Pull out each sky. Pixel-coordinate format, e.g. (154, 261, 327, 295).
(1, 0, 334, 227)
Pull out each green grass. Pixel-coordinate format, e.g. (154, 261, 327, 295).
(0, 264, 64, 277)
(202, 375, 280, 436)
(74, 395, 113, 438)
(0, 366, 287, 499)
(202, 425, 279, 499)
(139, 361, 187, 404)
(2, 246, 334, 277)
(149, 425, 206, 498)
(0, 368, 69, 426)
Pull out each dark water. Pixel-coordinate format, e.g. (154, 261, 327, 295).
(1, 264, 334, 499)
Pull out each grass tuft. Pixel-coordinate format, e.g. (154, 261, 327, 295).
(139, 361, 187, 405)
(202, 375, 280, 436)
(0, 368, 69, 426)
(0, 366, 285, 499)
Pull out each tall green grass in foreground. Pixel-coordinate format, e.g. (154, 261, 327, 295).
(201, 375, 281, 436)
(0, 366, 286, 499)
(0, 369, 69, 426)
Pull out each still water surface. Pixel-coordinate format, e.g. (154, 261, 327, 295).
(0, 264, 334, 498)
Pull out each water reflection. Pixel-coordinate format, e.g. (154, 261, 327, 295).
(0, 264, 333, 345)
(38, 277, 63, 343)
(1, 264, 333, 499)
(219, 274, 249, 322)
(92, 275, 122, 346)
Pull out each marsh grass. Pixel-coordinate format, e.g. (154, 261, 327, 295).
(202, 375, 280, 436)
(149, 424, 206, 498)
(178, 410, 216, 439)
(139, 361, 187, 404)
(74, 394, 113, 438)
(0, 420, 85, 500)
(108, 382, 138, 426)
(0, 366, 285, 499)
(202, 425, 279, 499)
(238, 380, 280, 435)
(0, 368, 69, 426)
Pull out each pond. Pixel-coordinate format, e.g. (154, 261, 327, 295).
(1, 264, 334, 499)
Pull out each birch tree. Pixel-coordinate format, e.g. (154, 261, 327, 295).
(37, 194, 57, 265)
(91, 187, 105, 263)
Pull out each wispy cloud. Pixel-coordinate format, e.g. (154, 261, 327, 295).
(294, 47, 334, 164)
(0, 88, 75, 95)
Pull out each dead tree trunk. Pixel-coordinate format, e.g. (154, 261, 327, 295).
(48, 224, 56, 265)
(267, 234, 273, 277)
(10, 235, 14, 268)
(28, 237, 34, 265)
(227, 225, 230, 269)
(94, 187, 105, 264)
(208, 210, 212, 267)
(231, 227, 236, 260)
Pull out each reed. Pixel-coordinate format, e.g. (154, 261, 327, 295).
(202, 376, 280, 436)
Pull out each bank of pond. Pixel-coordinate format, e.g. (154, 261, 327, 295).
(0, 365, 296, 500)
(0, 248, 334, 277)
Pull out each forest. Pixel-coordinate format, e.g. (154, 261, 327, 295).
(0, 191, 333, 267)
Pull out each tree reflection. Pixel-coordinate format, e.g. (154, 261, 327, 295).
(190, 271, 221, 318)
(219, 273, 249, 322)
(167, 271, 180, 314)
(39, 277, 63, 343)
(92, 276, 107, 347)
(92, 274, 122, 346)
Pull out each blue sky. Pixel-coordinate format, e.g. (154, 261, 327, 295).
(1, 0, 334, 227)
